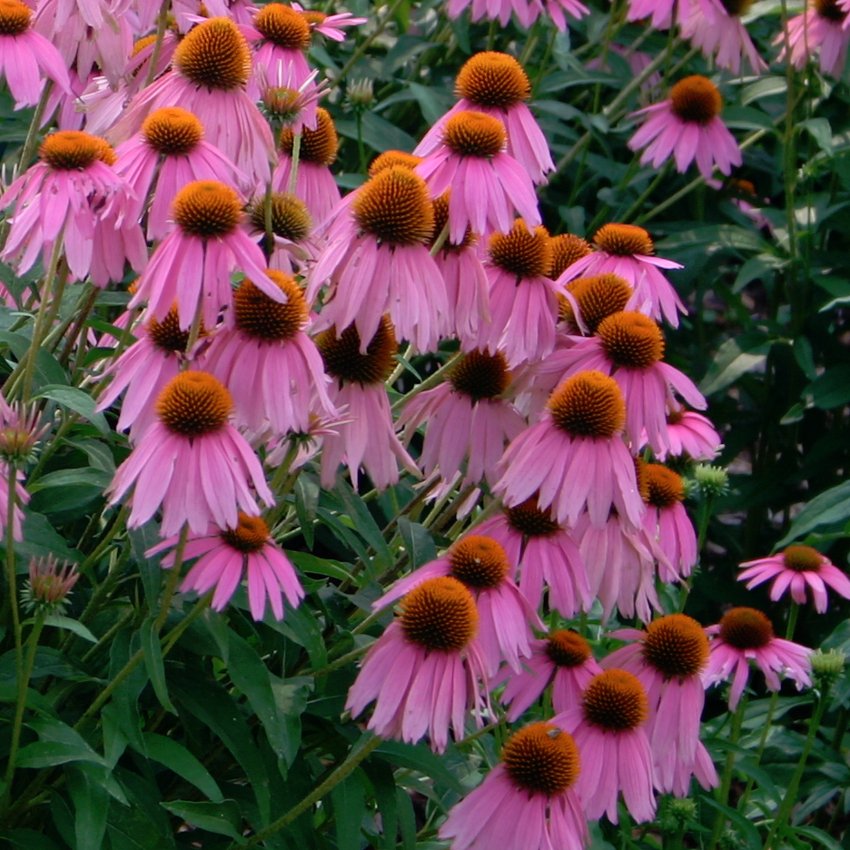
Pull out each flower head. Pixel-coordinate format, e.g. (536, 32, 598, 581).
(22, 556, 79, 614)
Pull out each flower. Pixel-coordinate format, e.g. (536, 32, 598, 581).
(247, 191, 316, 274)
(292, 3, 367, 41)
(106, 371, 274, 536)
(628, 76, 742, 181)
(439, 722, 587, 850)
(679, 0, 767, 75)
(779, 0, 850, 77)
(705, 607, 813, 709)
(245, 3, 314, 98)
(560, 273, 634, 336)
(738, 545, 850, 612)
(346, 576, 489, 752)
(152, 513, 304, 620)
(499, 631, 603, 720)
(658, 405, 721, 460)
(0, 460, 27, 542)
(22, 556, 79, 614)
(549, 233, 593, 280)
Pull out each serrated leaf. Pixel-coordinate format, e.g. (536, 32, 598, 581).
(161, 800, 245, 843)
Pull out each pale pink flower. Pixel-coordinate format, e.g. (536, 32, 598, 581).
(779, 0, 850, 76)
(738, 545, 850, 613)
(151, 513, 304, 621)
(245, 192, 316, 275)
(446, 0, 541, 27)
(291, 3, 366, 41)
(541, 0, 591, 29)
(705, 607, 812, 709)
(346, 577, 489, 753)
(439, 722, 587, 850)
(679, 0, 767, 75)
(629, 75, 742, 181)
(657, 404, 721, 460)
(626, 0, 677, 28)
(244, 3, 313, 99)
(106, 371, 274, 536)
(0, 460, 28, 542)
(202, 0, 257, 24)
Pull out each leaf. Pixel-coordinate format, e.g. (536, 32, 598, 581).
(17, 718, 107, 769)
(142, 733, 223, 803)
(798, 117, 833, 153)
(67, 765, 111, 850)
(293, 473, 319, 548)
(0, 331, 66, 388)
(397, 518, 436, 568)
(287, 550, 352, 582)
(793, 826, 843, 850)
(701, 798, 763, 850)
(43, 615, 97, 643)
(140, 619, 176, 714)
(35, 385, 110, 434)
(336, 480, 392, 573)
(699, 335, 773, 396)
(803, 365, 850, 410)
(375, 741, 463, 793)
(336, 113, 417, 155)
(331, 770, 365, 850)
(776, 480, 850, 547)
(740, 75, 787, 104)
(161, 800, 245, 843)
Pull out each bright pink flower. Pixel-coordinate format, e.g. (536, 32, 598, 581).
(245, 192, 316, 275)
(291, 3, 366, 41)
(498, 631, 602, 721)
(603, 616, 718, 796)
(0, 0, 70, 109)
(679, 0, 767, 75)
(0, 460, 28, 542)
(372, 535, 542, 676)
(416, 52, 555, 185)
(202, 0, 257, 24)
(474, 498, 591, 618)
(705, 607, 812, 709)
(557, 669, 656, 824)
(446, 0, 541, 27)
(495, 371, 644, 528)
(244, 4, 313, 99)
(201, 271, 335, 437)
(779, 0, 850, 76)
(626, 0, 677, 28)
(541, 0, 592, 29)
(397, 350, 525, 489)
(106, 371, 274, 536)
(129, 180, 283, 331)
(629, 75, 742, 181)
(346, 576, 489, 753)
(151, 512, 303, 621)
(439, 722, 587, 850)
(738, 545, 850, 612)
(657, 404, 721, 460)
(415, 111, 540, 244)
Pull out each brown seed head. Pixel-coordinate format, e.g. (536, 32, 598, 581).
(593, 223, 655, 257)
(248, 192, 312, 241)
(142, 107, 204, 155)
(368, 150, 423, 176)
(172, 180, 243, 238)
(502, 723, 580, 795)
(546, 630, 592, 667)
(40, 131, 115, 170)
(443, 110, 506, 158)
(582, 669, 648, 731)
(506, 497, 560, 537)
(316, 318, 397, 385)
(782, 545, 826, 573)
(0, 0, 32, 35)
(400, 576, 478, 651)
(449, 350, 510, 401)
(221, 513, 270, 553)
(547, 371, 626, 438)
(561, 274, 634, 333)
(353, 166, 434, 246)
(448, 535, 510, 589)
(638, 461, 685, 507)
(233, 271, 308, 342)
(255, 3, 311, 49)
(719, 607, 774, 649)
(642, 614, 709, 679)
(156, 371, 233, 436)
(175, 17, 251, 90)
(489, 219, 552, 279)
(549, 233, 592, 279)
(281, 108, 339, 165)
(455, 51, 531, 107)
(597, 311, 665, 369)
(670, 76, 723, 124)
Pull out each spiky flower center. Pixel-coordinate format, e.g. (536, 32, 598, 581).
(719, 607, 774, 649)
(639, 462, 685, 507)
(316, 318, 397, 385)
(249, 192, 312, 241)
(489, 220, 552, 279)
(593, 223, 655, 257)
(561, 274, 634, 333)
(506, 497, 560, 537)
(670, 76, 723, 124)
(39, 131, 114, 170)
(549, 233, 592, 279)
(642, 614, 709, 679)
(233, 271, 307, 342)
(175, 17, 250, 90)
(546, 630, 592, 667)
(400, 576, 478, 651)
(256, 3, 311, 49)
(280, 108, 339, 165)
(368, 150, 423, 176)
(443, 111, 506, 158)
(582, 669, 648, 731)
(300, 10, 327, 26)
(597, 311, 665, 369)
(782, 545, 825, 573)
(813, 0, 846, 21)
(0, 0, 31, 35)
(147, 308, 194, 353)
(221, 513, 269, 553)
(448, 535, 509, 589)
(353, 167, 434, 246)
(502, 723, 580, 796)
(156, 371, 233, 436)
(172, 180, 242, 238)
(449, 350, 509, 401)
(455, 51, 531, 107)
(548, 371, 626, 438)
(142, 107, 204, 155)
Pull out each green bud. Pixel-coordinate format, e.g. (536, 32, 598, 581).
(347, 78, 375, 108)
(812, 649, 845, 686)
(693, 463, 729, 497)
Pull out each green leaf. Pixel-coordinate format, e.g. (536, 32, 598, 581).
(43, 615, 97, 643)
(701, 798, 763, 850)
(0, 330, 66, 388)
(699, 335, 773, 396)
(161, 800, 245, 843)
(792, 826, 843, 850)
(142, 733, 223, 803)
(0, 830, 62, 850)
(336, 480, 392, 573)
(287, 550, 352, 582)
(397, 519, 436, 568)
(396, 786, 417, 850)
(776, 480, 850, 547)
(803, 365, 850, 410)
(376, 741, 463, 793)
(336, 113, 417, 155)
(17, 719, 107, 769)
(740, 75, 787, 104)
(798, 117, 833, 153)
(35, 385, 110, 434)
(140, 619, 176, 714)
(67, 765, 111, 850)
(331, 770, 365, 850)
(293, 473, 319, 549)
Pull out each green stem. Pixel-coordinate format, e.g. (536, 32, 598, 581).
(236, 734, 382, 848)
(144, 1, 171, 87)
(390, 351, 461, 413)
(708, 695, 747, 850)
(3, 462, 20, 633)
(14, 83, 53, 176)
(287, 132, 302, 196)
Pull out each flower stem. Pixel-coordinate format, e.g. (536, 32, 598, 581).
(708, 694, 747, 850)
(287, 132, 302, 196)
(145, 1, 171, 86)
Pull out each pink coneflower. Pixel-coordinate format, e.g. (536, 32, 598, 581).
(603, 615, 718, 796)
(397, 350, 525, 489)
(246, 192, 315, 275)
(446, 0, 541, 27)
(272, 108, 340, 224)
(549, 233, 593, 280)
(557, 224, 685, 328)
(541, 0, 592, 30)
(628, 76, 742, 181)
(151, 513, 304, 621)
(495, 371, 644, 528)
(108, 18, 275, 186)
(202, 270, 335, 437)
(129, 180, 283, 331)
(257, 66, 326, 135)
(705, 607, 812, 709)
(558, 273, 634, 337)
(115, 107, 249, 240)
(738, 545, 850, 613)
(1, 131, 145, 287)
(439, 722, 587, 850)
(626, 0, 677, 29)
(292, 3, 366, 41)
(244, 3, 313, 98)
(106, 371, 274, 536)
(657, 404, 721, 460)
(475, 498, 591, 618)
(477, 219, 564, 367)
(0, 0, 70, 109)
(499, 631, 603, 721)
(203, 0, 257, 24)
(679, 0, 767, 75)
(415, 111, 540, 244)
(315, 319, 418, 490)
(97, 306, 202, 439)
(373, 534, 541, 676)
(346, 576, 489, 753)
(638, 461, 697, 582)
(779, 0, 850, 76)
(0, 460, 28, 542)
(309, 166, 449, 353)
(557, 669, 656, 824)
(416, 52, 555, 185)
